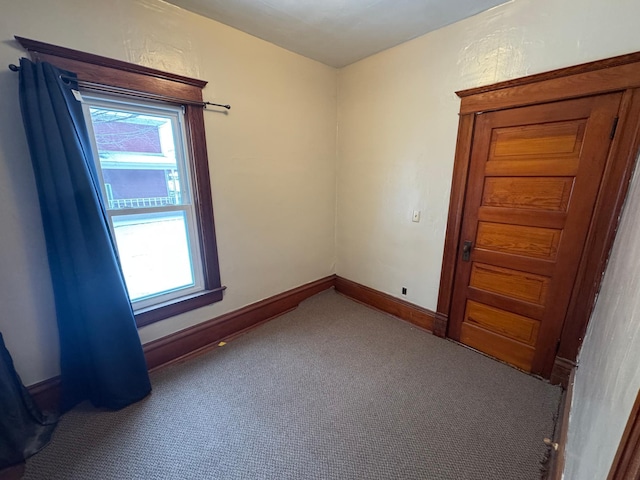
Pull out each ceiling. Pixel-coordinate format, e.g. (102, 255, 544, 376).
(164, 0, 509, 68)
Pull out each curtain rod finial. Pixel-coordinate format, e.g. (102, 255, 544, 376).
(9, 64, 20, 72)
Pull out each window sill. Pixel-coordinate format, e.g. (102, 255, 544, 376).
(134, 286, 226, 327)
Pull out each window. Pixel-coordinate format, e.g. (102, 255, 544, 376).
(15, 36, 225, 326)
(82, 95, 206, 310)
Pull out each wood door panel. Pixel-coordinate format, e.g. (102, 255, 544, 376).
(460, 322, 536, 371)
(464, 300, 540, 346)
(485, 159, 580, 176)
(467, 288, 545, 320)
(489, 120, 586, 159)
(476, 222, 562, 259)
(482, 177, 574, 212)
(449, 93, 622, 375)
(472, 249, 556, 276)
(470, 263, 550, 305)
(478, 207, 567, 229)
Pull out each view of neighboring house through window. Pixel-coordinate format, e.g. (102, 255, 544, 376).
(82, 94, 204, 309)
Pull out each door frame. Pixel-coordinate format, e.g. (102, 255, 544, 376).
(435, 52, 640, 383)
(608, 388, 640, 480)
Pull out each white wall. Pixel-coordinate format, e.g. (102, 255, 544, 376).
(562, 159, 640, 478)
(336, 0, 640, 308)
(0, 0, 337, 385)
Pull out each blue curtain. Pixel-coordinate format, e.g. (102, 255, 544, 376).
(18, 58, 151, 411)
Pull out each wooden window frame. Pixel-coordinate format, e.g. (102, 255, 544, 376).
(15, 36, 225, 327)
(434, 51, 640, 383)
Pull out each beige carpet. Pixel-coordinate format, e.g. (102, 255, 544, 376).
(24, 289, 560, 479)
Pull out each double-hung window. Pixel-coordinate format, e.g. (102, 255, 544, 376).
(15, 36, 225, 326)
(82, 95, 205, 310)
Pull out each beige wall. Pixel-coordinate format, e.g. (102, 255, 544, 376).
(336, 0, 640, 307)
(0, 0, 337, 385)
(562, 158, 640, 478)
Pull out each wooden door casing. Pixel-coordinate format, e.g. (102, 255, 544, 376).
(608, 388, 640, 480)
(448, 94, 622, 375)
(436, 52, 640, 384)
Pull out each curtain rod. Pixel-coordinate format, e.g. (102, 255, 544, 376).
(8, 63, 231, 110)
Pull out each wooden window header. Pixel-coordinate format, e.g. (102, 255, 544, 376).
(15, 36, 206, 104)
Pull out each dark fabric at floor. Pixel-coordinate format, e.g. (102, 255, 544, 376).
(0, 332, 56, 469)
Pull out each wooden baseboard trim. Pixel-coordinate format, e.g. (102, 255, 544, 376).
(334, 276, 435, 331)
(30, 275, 437, 412)
(27, 375, 62, 413)
(434, 312, 448, 338)
(27, 275, 336, 412)
(144, 275, 336, 370)
(548, 366, 575, 480)
(551, 356, 575, 388)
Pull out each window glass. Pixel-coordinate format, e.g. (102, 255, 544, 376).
(111, 211, 194, 301)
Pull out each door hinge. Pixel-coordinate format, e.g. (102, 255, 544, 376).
(610, 116, 619, 140)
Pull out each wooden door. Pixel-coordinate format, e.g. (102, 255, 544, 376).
(449, 93, 622, 375)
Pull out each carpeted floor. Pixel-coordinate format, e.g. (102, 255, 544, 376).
(24, 289, 561, 480)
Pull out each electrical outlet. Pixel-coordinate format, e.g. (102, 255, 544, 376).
(402, 287, 407, 295)
(412, 210, 420, 222)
